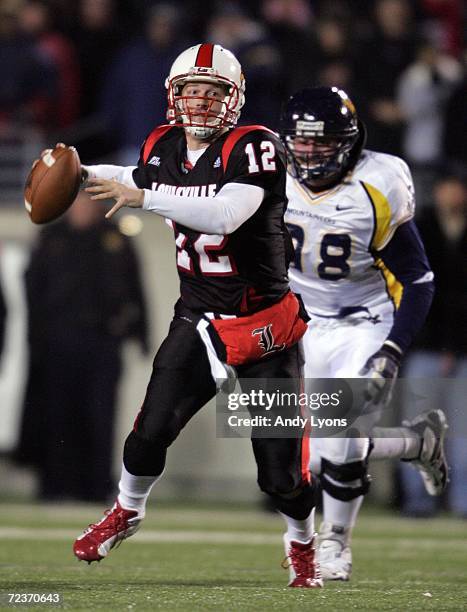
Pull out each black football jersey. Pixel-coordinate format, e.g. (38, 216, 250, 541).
(132, 124, 292, 315)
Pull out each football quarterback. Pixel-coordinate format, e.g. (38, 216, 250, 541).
(69, 44, 321, 587)
(281, 87, 448, 581)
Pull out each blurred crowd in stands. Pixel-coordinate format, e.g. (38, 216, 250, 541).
(0, 0, 465, 192)
(0, 0, 465, 513)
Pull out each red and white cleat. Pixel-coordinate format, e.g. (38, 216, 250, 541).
(282, 535, 324, 588)
(73, 501, 142, 563)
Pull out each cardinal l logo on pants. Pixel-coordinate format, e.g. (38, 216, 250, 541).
(252, 324, 285, 356)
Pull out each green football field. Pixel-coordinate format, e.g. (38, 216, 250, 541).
(0, 502, 466, 611)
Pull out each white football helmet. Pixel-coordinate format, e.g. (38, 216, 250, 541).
(165, 43, 245, 139)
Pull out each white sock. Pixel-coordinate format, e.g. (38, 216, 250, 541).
(117, 463, 163, 518)
(280, 507, 315, 544)
(321, 491, 363, 545)
(309, 443, 321, 477)
(371, 427, 421, 460)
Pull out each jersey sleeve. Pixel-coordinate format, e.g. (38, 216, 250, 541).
(132, 144, 152, 189)
(223, 129, 287, 193)
(377, 219, 435, 352)
(131, 125, 175, 189)
(365, 157, 416, 251)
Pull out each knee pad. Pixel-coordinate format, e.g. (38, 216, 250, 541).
(320, 452, 372, 502)
(257, 467, 299, 497)
(123, 431, 167, 477)
(317, 436, 371, 465)
(134, 406, 182, 449)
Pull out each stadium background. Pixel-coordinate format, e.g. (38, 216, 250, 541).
(0, 0, 465, 509)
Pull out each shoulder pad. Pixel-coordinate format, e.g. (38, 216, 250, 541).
(221, 125, 277, 172)
(142, 125, 176, 164)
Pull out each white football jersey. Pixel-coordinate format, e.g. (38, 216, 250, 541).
(285, 150, 415, 316)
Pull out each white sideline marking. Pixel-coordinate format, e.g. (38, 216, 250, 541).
(0, 527, 279, 545)
(0, 527, 462, 550)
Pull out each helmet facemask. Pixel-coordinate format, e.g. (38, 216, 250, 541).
(279, 87, 361, 192)
(285, 132, 359, 189)
(167, 75, 242, 139)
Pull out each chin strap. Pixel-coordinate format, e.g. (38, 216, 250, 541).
(185, 124, 221, 139)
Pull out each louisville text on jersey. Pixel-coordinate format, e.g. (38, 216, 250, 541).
(150, 182, 217, 197)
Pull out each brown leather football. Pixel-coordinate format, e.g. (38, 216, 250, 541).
(24, 145, 81, 224)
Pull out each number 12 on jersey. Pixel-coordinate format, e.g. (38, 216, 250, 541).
(244, 141, 276, 174)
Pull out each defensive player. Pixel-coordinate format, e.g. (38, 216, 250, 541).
(280, 87, 448, 581)
(67, 45, 321, 587)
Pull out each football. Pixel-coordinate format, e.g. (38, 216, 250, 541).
(24, 145, 82, 224)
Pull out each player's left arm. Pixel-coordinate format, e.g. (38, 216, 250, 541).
(360, 219, 434, 399)
(86, 179, 264, 233)
(360, 159, 434, 397)
(378, 219, 434, 355)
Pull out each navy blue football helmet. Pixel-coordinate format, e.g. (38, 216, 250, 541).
(280, 87, 363, 190)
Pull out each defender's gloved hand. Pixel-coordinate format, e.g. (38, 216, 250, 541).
(359, 342, 402, 405)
